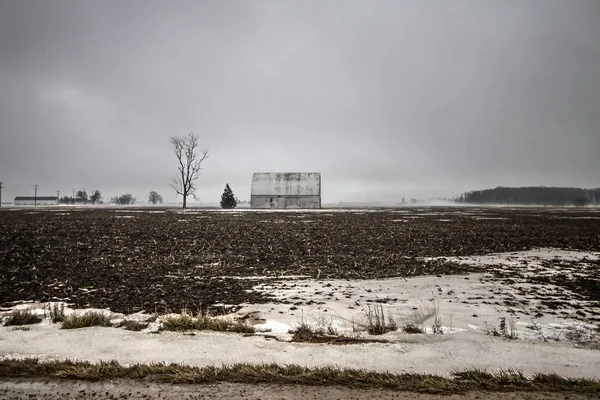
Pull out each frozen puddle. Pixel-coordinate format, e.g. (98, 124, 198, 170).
(0, 248, 598, 378)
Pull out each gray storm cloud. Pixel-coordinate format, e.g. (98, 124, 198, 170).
(1, 0, 599, 204)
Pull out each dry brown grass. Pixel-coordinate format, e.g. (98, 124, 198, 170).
(162, 313, 254, 334)
(364, 304, 397, 335)
(117, 319, 149, 331)
(0, 358, 598, 394)
(11, 326, 30, 331)
(290, 322, 388, 344)
(61, 311, 112, 329)
(2, 309, 42, 326)
(44, 303, 66, 323)
(400, 305, 436, 334)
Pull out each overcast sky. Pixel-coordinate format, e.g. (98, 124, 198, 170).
(1, 0, 599, 205)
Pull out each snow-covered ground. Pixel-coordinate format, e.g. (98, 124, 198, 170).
(1, 249, 598, 378)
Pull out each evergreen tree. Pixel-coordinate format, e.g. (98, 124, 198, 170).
(220, 184, 237, 209)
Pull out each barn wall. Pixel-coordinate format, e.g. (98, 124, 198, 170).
(251, 173, 320, 197)
(14, 200, 58, 206)
(251, 172, 321, 209)
(251, 195, 320, 209)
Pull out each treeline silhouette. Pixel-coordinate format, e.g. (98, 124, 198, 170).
(456, 187, 600, 206)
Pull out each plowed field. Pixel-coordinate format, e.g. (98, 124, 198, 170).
(1, 207, 599, 314)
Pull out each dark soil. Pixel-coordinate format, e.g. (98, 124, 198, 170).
(1, 207, 599, 314)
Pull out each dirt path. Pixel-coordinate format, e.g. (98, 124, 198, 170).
(0, 379, 596, 400)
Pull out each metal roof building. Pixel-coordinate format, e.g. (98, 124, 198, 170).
(251, 172, 321, 209)
(14, 196, 58, 206)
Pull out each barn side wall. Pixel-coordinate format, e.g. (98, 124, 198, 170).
(14, 200, 58, 206)
(251, 195, 320, 209)
(251, 173, 321, 197)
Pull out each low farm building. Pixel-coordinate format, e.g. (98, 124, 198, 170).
(251, 172, 321, 209)
(14, 196, 58, 206)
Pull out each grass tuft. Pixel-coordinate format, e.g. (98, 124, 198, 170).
(403, 324, 424, 334)
(289, 322, 386, 344)
(532, 372, 600, 391)
(453, 368, 542, 388)
(11, 326, 31, 331)
(290, 322, 321, 342)
(0, 359, 598, 394)
(364, 304, 397, 335)
(3, 309, 42, 326)
(61, 311, 112, 329)
(451, 368, 494, 383)
(400, 306, 435, 334)
(44, 303, 66, 323)
(162, 313, 254, 334)
(484, 315, 518, 340)
(117, 319, 149, 331)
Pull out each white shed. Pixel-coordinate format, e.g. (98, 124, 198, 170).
(251, 172, 321, 209)
(14, 196, 58, 206)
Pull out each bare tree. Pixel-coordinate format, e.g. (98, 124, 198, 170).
(76, 190, 88, 204)
(112, 193, 136, 205)
(90, 190, 102, 204)
(169, 132, 209, 208)
(148, 191, 163, 205)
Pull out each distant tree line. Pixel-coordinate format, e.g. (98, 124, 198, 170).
(58, 190, 102, 205)
(111, 193, 136, 205)
(456, 187, 600, 206)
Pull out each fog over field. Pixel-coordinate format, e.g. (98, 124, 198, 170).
(1, 0, 599, 203)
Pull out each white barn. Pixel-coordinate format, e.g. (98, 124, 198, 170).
(14, 196, 58, 206)
(251, 172, 321, 209)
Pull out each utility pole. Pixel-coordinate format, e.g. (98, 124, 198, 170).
(72, 189, 75, 205)
(0, 182, 4, 207)
(34, 184, 38, 207)
(57, 190, 60, 205)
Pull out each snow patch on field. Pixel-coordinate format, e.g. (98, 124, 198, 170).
(0, 248, 598, 378)
(216, 275, 311, 280)
(426, 248, 600, 264)
(1, 312, 599, 379)
(244, 273, 597, 344)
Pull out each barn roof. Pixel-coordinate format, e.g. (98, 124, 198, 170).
(251, 172, 321, 196)
(14, 196, 58, 201)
